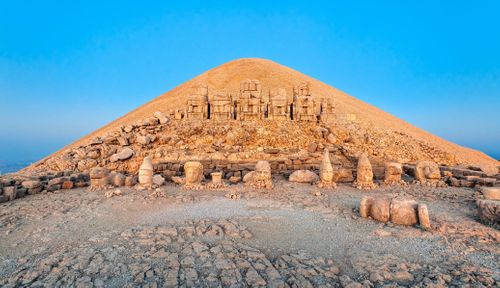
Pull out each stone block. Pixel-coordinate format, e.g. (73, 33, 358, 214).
(390, 199, 418, 226)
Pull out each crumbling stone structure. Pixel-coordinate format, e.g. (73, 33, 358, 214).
(182, 80, 334, 122)
(186, 84, 209, 119)
(268, 88, 289, 120)
(293, 82, 317, 121)
(209, 90, 233, 120)
(238, 79, 265, 121)
(320, 98, 335, 123)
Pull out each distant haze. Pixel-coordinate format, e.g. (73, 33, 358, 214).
(1, 1, 499, 170)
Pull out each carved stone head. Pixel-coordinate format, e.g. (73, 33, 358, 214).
(184, 161, 204, 185)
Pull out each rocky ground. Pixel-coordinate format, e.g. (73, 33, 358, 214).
(0, 178, 498, 287)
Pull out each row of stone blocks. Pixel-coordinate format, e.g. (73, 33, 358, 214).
(0, 172, 90, 203)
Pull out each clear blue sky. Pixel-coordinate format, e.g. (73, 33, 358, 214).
(1, 0, 499, 163)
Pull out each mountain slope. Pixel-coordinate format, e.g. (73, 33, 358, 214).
(27, 58, 498, 174)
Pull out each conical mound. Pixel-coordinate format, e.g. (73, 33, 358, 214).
(24, 58, 498, 174)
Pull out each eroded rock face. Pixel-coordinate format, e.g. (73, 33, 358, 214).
(415, 161, 441, 185)
(138, 157, 154, 188)
(184, 161, 204, 188)
(384, 162, 403, 185)
(360, 196, 431, 229)
(289, 170, 318, 184)
(317, 149, 336, 188)
(244, 161, 273, 189)
(354, 153, 376, 190)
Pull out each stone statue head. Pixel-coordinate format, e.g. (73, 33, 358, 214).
(255, 161, 271, 181)
(319, 149, 334, 184)
(184, 161, 204, 185)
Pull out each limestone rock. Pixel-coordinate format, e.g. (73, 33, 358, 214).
(229, 176, 241, 184)
(354, 153, 376, 190)
(153, 174, 165, 186)
(124, 175, 137, 187)
(110, 147, 134, 162)
(171, 176, 185, 185)
(22, 180, 41, 189)
(90, 167, 109, 179)
(153, 111, 170, 124)
(477, 199, 500, 225)
(138, 157, 154, 188)
(481, 187, 500, 200)
(418, 204, 431, 229)
(289, 170, 318, 183)
(136, 135, 151, 146)
(110, 173, 126, 187)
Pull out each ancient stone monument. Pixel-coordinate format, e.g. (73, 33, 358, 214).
(138, 157, 154, 188)
(415, 161, 441, 185)
(384, 162, 403, 185)
(209, 90, 233, 120)
(186, 84, 209, 119)
(320, 98, 335, 122)
(238, 79, 265, 121)
(184, 161, 204, 188)
(88, 167, 110, 191)
(207, 171, 225, 189)
(243, 161, 273, 189)
(293, 82, 316, 121)
(360, 196, 431, 229)
(268, 88, 289, 120)
(317, 149, 336, 188)
(354, 153, 376, 190)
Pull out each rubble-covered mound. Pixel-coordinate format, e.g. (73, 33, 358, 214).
(26, 115, 460, 176)
(23, 58, 498, 174)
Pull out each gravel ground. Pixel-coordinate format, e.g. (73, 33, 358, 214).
(0, 181, 498, 287)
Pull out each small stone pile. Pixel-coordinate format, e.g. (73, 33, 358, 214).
(0, 171, 89, 202)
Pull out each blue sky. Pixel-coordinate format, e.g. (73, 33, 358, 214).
(1, 0, 499, 163)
